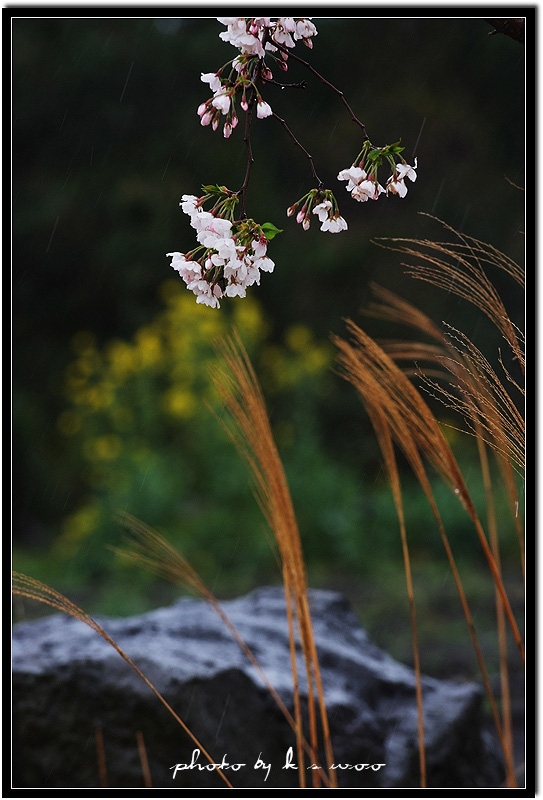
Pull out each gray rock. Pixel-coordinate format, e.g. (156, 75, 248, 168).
(12, 586, 504, 789)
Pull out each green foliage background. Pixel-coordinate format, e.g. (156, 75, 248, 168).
(13, 16, 524, 655)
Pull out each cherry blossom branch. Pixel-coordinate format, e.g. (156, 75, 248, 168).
(170, 18, 419, 309)
(238, 88, 257, 218)
(271, 112, 324, 188)
(237, 45, 270, 219)
(271, 41, 369, 140)
(264, 79, 308, 90)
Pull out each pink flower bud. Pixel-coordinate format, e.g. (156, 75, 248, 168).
(296, 209, 305, 224)
(212, 117, 219, 131)
(302, 216, 310, 231)
(241, 96, 248, 111)
(231, 114, 238, 128)
(223, 123, 232, 138)
(287, 205, 296, 217)
(200, 111, 213, 126)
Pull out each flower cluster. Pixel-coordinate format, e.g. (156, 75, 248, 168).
(337, 166, 384, 202)
(167, 190, 280, 309)
(287, 188, 347, 233)
(338, 140, 417, 203)
(197, 72, 239, 138)
(385, 159, 418, 197)
(197, 66, 275, 137)
(218, 17, 317, 56)
(170, 19, 420, 311)
(197, 18, 317, 137)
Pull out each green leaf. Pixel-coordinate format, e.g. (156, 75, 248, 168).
(260, 222, 283, 240)
(201, 184, 230, 196)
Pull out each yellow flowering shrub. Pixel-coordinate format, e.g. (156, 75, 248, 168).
(54, 282, 343, 591)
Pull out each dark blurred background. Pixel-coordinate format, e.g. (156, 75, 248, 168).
(12, 16, 524, 677)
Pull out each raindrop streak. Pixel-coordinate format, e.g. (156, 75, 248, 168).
(458, 203, 471, 233)
(61, 171, 72, 192)
(306, 100, 320, 124)
(215, 695, 230, 741)
(119, 62, 134, 103)
(90, 146, 94, 167)
(326, 119, 340, 146)
(59, 108, 68, 131)
(184, 689, 196, 718)
(46, 217, 60, 253)
(412, 116, 426, 159)
(139, 465, 150, 491)
(430, 178, 445, 214)
(161, 156, 171, 181)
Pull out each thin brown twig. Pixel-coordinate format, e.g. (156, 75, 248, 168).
(136, 730, 153, 788)
(271, 40, 369, 139)
(271, 112, 323, 187)
(238, 86, 257, 218)
(95, 727, 108, 789)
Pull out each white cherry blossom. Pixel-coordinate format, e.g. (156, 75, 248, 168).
(312, 200, 332, 222)
(254, 255, 275, 272)
(200, 72, 222, 93)
(385, 159, 417, 197)
(167, 252, 201, 283)
(396, 158, 418, 182)
(179, 195, 199, 215)
(225, 283, 247, 298)
(211, 92, 231, 115)
(252, 239, 268, 257)
(294, 19, 317, 42)
(218, 18, 265, 57)
(337, 166, 367, 192)
(352, 179, 384, 201)
(312, 200, 347, 232)
(257, 100, 273, 118)
(386, 178, 408, 198)
(321, 215, 348, 233)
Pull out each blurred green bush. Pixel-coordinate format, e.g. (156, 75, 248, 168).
(13, 277, 520, 616)
(16, 281, 369, 609)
